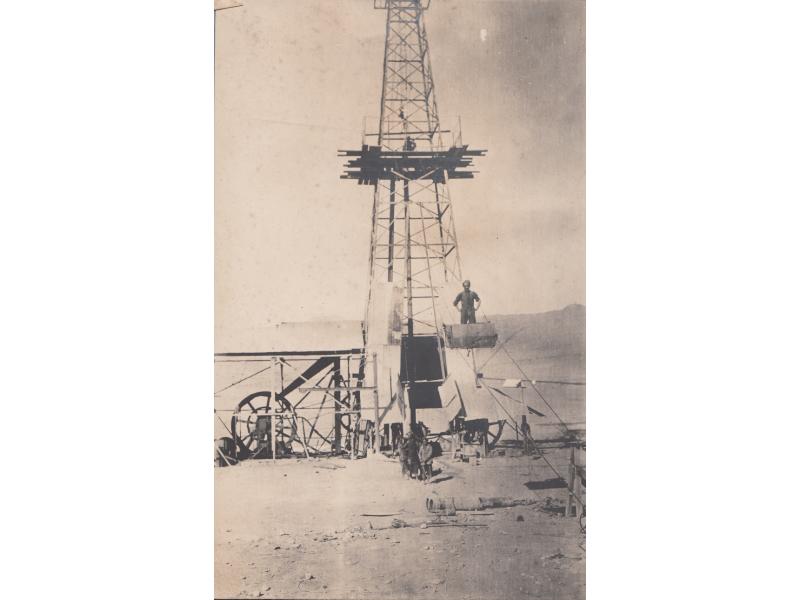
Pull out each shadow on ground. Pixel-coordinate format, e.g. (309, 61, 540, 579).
(524, 477, 567, 491)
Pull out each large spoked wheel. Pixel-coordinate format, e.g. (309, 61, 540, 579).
(486, 419, 505, 449)
(232, 391, 297, 459)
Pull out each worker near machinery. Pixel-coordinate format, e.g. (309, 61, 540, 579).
(391, 422, 403, 455)
(398, 433, 411, 477)
(399, 432, 420, 479)
(520, 415, 532, 454)
(453, 280, 481, 324)
(412, 421, 429, 440)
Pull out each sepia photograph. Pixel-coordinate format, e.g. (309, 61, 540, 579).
(7, 2, 800, 600)
(215, 0, 585, 597)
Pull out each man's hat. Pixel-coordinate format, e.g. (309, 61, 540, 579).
(462, 279, 471, 286)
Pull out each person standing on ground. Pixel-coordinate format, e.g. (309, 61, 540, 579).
(398, 433, 412, 478)
(406, 434, 420, 479)
(520, 415, 532, 454)
(453, 280, 481, 324)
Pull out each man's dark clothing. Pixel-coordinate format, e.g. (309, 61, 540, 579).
(521, 420, 532, 453)
(454, 289, 480, 324)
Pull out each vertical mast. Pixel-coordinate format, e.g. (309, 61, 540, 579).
(340, 0, 485, 393)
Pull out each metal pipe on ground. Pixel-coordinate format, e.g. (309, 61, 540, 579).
(367, 517, 488, 531)
(426, 496, 539, 513)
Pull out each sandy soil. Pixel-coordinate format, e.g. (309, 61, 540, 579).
(215, 449, 585, 599)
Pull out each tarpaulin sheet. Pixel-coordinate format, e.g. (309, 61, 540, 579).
(443, 348, 503, 421)
(215, 320, 363, 355)
(366, 282, 403, 346)
(360, 344, 404, 424)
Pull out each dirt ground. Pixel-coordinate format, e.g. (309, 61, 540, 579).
(215, 448, 585, 599)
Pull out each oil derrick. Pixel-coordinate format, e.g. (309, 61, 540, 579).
(341, 0, 487, 428)
(216, 1, 542, 464)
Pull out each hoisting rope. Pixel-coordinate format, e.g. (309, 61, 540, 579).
(215, 411, 234, 437)
(214, 363, 273, 395)
(480, 376, 586, 387)
(475, 323, 532, 373)
(449, 302, 577, 434)
(486, 386, 546, 417)
(483, 384, 585, 510)
(498, 343, 573, 435)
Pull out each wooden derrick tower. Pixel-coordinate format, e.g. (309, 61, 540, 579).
(341, 0, 489, 428)
(216, 0, 506, 464)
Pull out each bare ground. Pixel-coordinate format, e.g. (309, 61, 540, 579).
(215, 449, 585, 599)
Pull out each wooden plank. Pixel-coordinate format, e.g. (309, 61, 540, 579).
(372, 352, 380, 453)
(214, 0, 243, 11)
(216, 446, 234, 467)
(271, 357, 277, 462)
(215, 348, 363, 357)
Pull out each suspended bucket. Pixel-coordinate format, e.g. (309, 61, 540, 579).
(444, 323, 498, 349)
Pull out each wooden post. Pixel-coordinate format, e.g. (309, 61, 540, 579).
(572, 447, 582, 516)
(372, 352, 379, 453)
(402, 384, 412, 434)
(230, 414, 238, 461)
(388, 179, 396, 282)
(333, 357, 342, 454)
(350, 415, 358, 460)
(271, 357, 277, 462)
(403, 180, 413, 339)
(293, 407, 311, 459)
(565, 446, 575, 517)
(216, 445, 233, 467)
(571, 466, 577, 516)
(301, 418, 309, 457)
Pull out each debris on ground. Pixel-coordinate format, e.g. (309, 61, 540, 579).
(426, 496, 539, 513)
(216, 452, 585, 599)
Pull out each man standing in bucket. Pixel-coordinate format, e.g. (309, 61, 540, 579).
(453, 280, 481, 324)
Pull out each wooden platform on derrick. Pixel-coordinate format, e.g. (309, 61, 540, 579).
(338, 144, 486, 185)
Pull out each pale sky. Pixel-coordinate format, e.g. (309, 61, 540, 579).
(215, 0, 584, 345)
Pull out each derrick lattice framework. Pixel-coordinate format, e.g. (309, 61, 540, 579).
(341, 0, 485, 381)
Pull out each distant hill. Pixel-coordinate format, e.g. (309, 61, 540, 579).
(215, 305, 585, 435)
(478, 305, 585, 426)
(483, 304, 585, 383)
(488, 304, 585, 361)
(216, 305, 585, 377)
